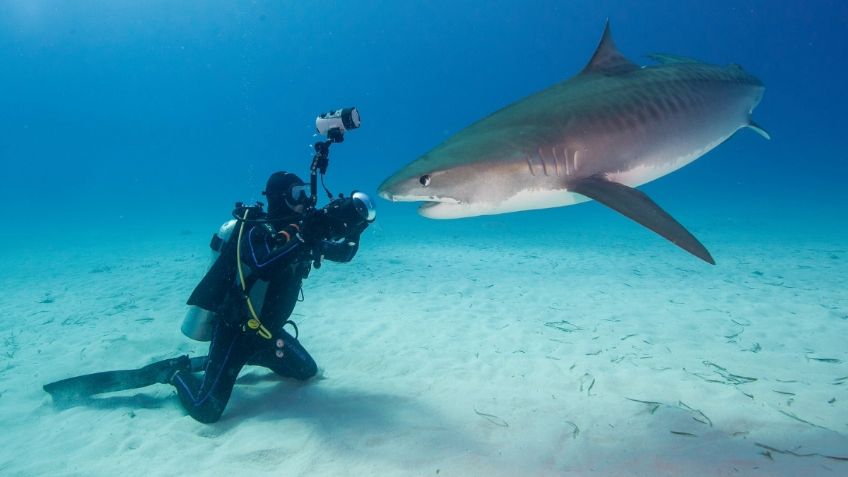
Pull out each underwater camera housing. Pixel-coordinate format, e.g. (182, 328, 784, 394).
(313, 191, 377, 240)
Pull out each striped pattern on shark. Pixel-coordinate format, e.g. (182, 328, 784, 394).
(378, 22, 769, 264)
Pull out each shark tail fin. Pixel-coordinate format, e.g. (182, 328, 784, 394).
(569, 176, 715, 264)
(747, 120, 771, 140)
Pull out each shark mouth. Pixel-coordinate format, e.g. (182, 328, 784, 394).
(381, 192, 461, 205)
(377, 191, 466, 218)
(418, 198, 461, 215)
(419, 201, 464, 219)
(417, 197, 461, 208)
(417, 198, 479, 219)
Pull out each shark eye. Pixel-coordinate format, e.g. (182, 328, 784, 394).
(419, 174, 431, 187)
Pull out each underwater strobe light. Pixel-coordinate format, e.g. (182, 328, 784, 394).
(315, 107, 360, 142)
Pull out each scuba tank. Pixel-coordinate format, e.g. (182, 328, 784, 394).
(181, 219, 238, 341)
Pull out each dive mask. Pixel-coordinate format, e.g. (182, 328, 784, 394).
(286, 183, 311, 209)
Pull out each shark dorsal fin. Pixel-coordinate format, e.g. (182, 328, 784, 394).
(582, 21, 639, 75)
(647, 53, 703, 65)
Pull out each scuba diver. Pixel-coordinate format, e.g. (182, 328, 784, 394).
(45, 108, 376, 423)
(171, 170, 371, 422)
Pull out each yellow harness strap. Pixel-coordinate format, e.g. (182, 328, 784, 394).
(236, 209, 272, 340)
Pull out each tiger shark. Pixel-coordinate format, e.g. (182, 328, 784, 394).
(377, 22, 769, 264)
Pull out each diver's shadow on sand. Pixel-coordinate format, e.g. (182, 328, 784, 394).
(226, 374, 414, 428)
(220, 371, 485, 460)
(46, 369, 486, 464)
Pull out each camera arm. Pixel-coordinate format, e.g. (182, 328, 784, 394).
(309, 139, 334, 209)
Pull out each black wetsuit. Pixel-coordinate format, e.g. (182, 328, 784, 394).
(173, 219, 361, 423)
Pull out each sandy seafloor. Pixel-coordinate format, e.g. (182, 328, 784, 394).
(0, 201, 846, 477)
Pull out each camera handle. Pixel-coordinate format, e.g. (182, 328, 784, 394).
(308, 139, 333, 271)
(309, 139, 334, 209)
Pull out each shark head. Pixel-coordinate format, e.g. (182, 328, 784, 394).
(378, 148, 586, 219)
(378, 156, 499, 219)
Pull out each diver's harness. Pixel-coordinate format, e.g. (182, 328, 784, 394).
(235, 206, 274, 340)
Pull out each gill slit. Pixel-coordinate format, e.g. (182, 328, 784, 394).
(537, 148, 549, 177)
(551, 147, 561, 177)
(524, 154, 536, 176)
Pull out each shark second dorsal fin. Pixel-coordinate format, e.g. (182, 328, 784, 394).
(582, 21, 640, 76)
(647, 53, 703, 65)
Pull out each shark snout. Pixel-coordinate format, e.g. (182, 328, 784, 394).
(377, 180, 400, 201)
(377, 176, 428, 203)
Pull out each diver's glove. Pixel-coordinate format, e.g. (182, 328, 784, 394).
(329, 212, 370, 242)
(328, 221, 366, 246)
(348, 219, 369, 238)
(299, 210, 333, 245)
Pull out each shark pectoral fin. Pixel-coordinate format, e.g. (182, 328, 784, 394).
(569, 176, 715, 264)
(746, 120, 771, 140)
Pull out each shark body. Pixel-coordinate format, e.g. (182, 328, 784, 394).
(378, 23, 768, 264)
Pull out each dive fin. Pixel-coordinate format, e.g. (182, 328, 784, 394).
(569, 176, 715, 264)
(43, 356, 206, 402)
(747, 120, 771, 140)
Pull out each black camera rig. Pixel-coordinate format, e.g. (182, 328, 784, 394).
(309, 107, 360, 207)
(230, 106, 374, 255)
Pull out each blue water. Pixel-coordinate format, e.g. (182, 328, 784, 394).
(2, 0, 846, 237)
(1, 1, 847, 474)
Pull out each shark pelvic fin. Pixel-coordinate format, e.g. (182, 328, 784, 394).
(569, 176, 715, 264)
(746, 120, 771, 140)
(646, 53, 703, 65)
(582, 21, 640, 76)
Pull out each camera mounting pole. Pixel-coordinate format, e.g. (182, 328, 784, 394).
(309, 127, 346, 209)
(309, 140, 329, 209)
